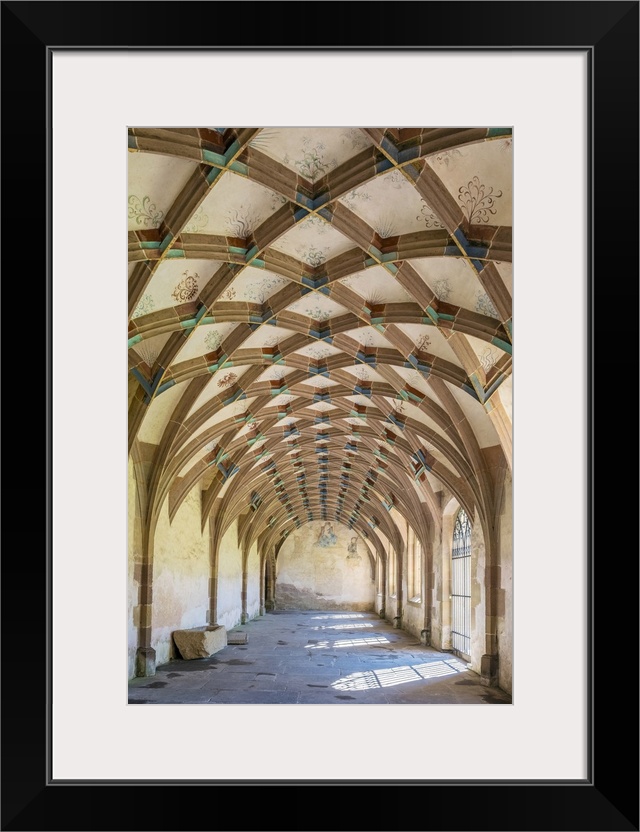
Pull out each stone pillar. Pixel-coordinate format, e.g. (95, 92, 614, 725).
(481, 653, 499, 686)
(134, 558, 155, 676)
(240, 563, 248, 624)
(135, 646, 156, 677)
(393, 545, 403, 628)
(207, 517, 218, 625)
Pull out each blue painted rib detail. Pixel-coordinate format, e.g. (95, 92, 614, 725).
(224, 140, 240, 161)
(203, 149, 226, 166)
(491, 337, 512, 354)
(398, 146, 419, 164)
(375, 158, 393, 175)
(229, 161, 248, 175)
(131, 368, 152, 396)
(453, 228, 469, 248)
(159, 234, 173, 252)
(380, 136, 398, 161)
(156, 379, 176, 396)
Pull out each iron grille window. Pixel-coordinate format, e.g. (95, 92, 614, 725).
(451, 508, 471, 657)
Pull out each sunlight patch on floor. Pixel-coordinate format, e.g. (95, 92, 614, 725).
(309, 622, 375, 631)
(305, 636, 390, 649)
(331, 659, 468, 691)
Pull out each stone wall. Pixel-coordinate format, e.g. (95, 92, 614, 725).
(246, 542, 261, 620)
(276, 521, 375, 610)
(216, 520, 243, 630)
(497, 471, 513, 693)
(127, 457, 139, 679)
(150, 485, 210, 667)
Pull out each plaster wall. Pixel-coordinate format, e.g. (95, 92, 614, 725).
(246, 542, 261, 620)
(216, 520, 243, 630)
(402, 600, 425, 640)
(276, 521, 375, 610)
(430, 521, 446, 650)
(469, 515, 486, 675)
(127, 457, 140, 679)
(150, 484, 210, 666)
(497, 472, 513, 693)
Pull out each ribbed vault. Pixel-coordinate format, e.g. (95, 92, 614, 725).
(128, 127, 512, 576)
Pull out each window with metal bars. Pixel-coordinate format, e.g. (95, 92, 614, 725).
(451, 508, 472, 657)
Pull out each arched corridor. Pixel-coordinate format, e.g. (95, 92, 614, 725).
(128, 126, 513, 700)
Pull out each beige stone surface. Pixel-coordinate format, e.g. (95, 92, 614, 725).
(173, 625, 227, 660)
(276, 521, 374, 610)
(217, 521, 243, 631)
(151, 485, 210, 666)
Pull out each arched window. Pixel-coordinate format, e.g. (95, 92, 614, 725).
(451, 508, 472, 657)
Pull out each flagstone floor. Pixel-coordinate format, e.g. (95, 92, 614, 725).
(128, 610, 512, 705)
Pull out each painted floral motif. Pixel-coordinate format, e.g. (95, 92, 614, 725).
(476, 292, 498, 318)
(479, 347, 497, 373)
(341, 187, 372, 209)
(340, 128, 369, 150)
(296, 246, 328, 267)
(285, 136, 338, 182)
(312, 376, 332, 388)
(171, 271, 199, 302)
(220, 287, 237, 301)
(433, 148, 463, 167)
(385, 170, 405, 189)
(458, 176, 503, 224)
(308, 345, 332, 359)
(267, 189, 287, 211)
(354, 366, 370, 380)
(264, 333, 280, 347)
(183, 209, 208, 233)
(433, 279, 452, 301)
(338, 275, 361, 290)
(305, 306, 332, 321)
(128, 195, 163, 227)
(393, 399, 406, 413)
(217, 372, 238, 388)
(225, 206, 264, 237)
(416, 201, 446, 229)
(357, 331, 374, 347)
(246, 275, 287, 303)
(204, 329, 223, 352)
(301, 214, 330, 235)
(132, 293, 155, 319)
(417, 333, 432, 352)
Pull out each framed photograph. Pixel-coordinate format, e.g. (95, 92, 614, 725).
(2, 2, 637, 830)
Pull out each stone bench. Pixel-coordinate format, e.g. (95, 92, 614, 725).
(172, 625, 227, 660)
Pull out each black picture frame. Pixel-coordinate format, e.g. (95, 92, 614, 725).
(2, 2, 638, 830)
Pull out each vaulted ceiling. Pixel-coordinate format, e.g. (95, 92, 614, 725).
(128, 127, 512, 556)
